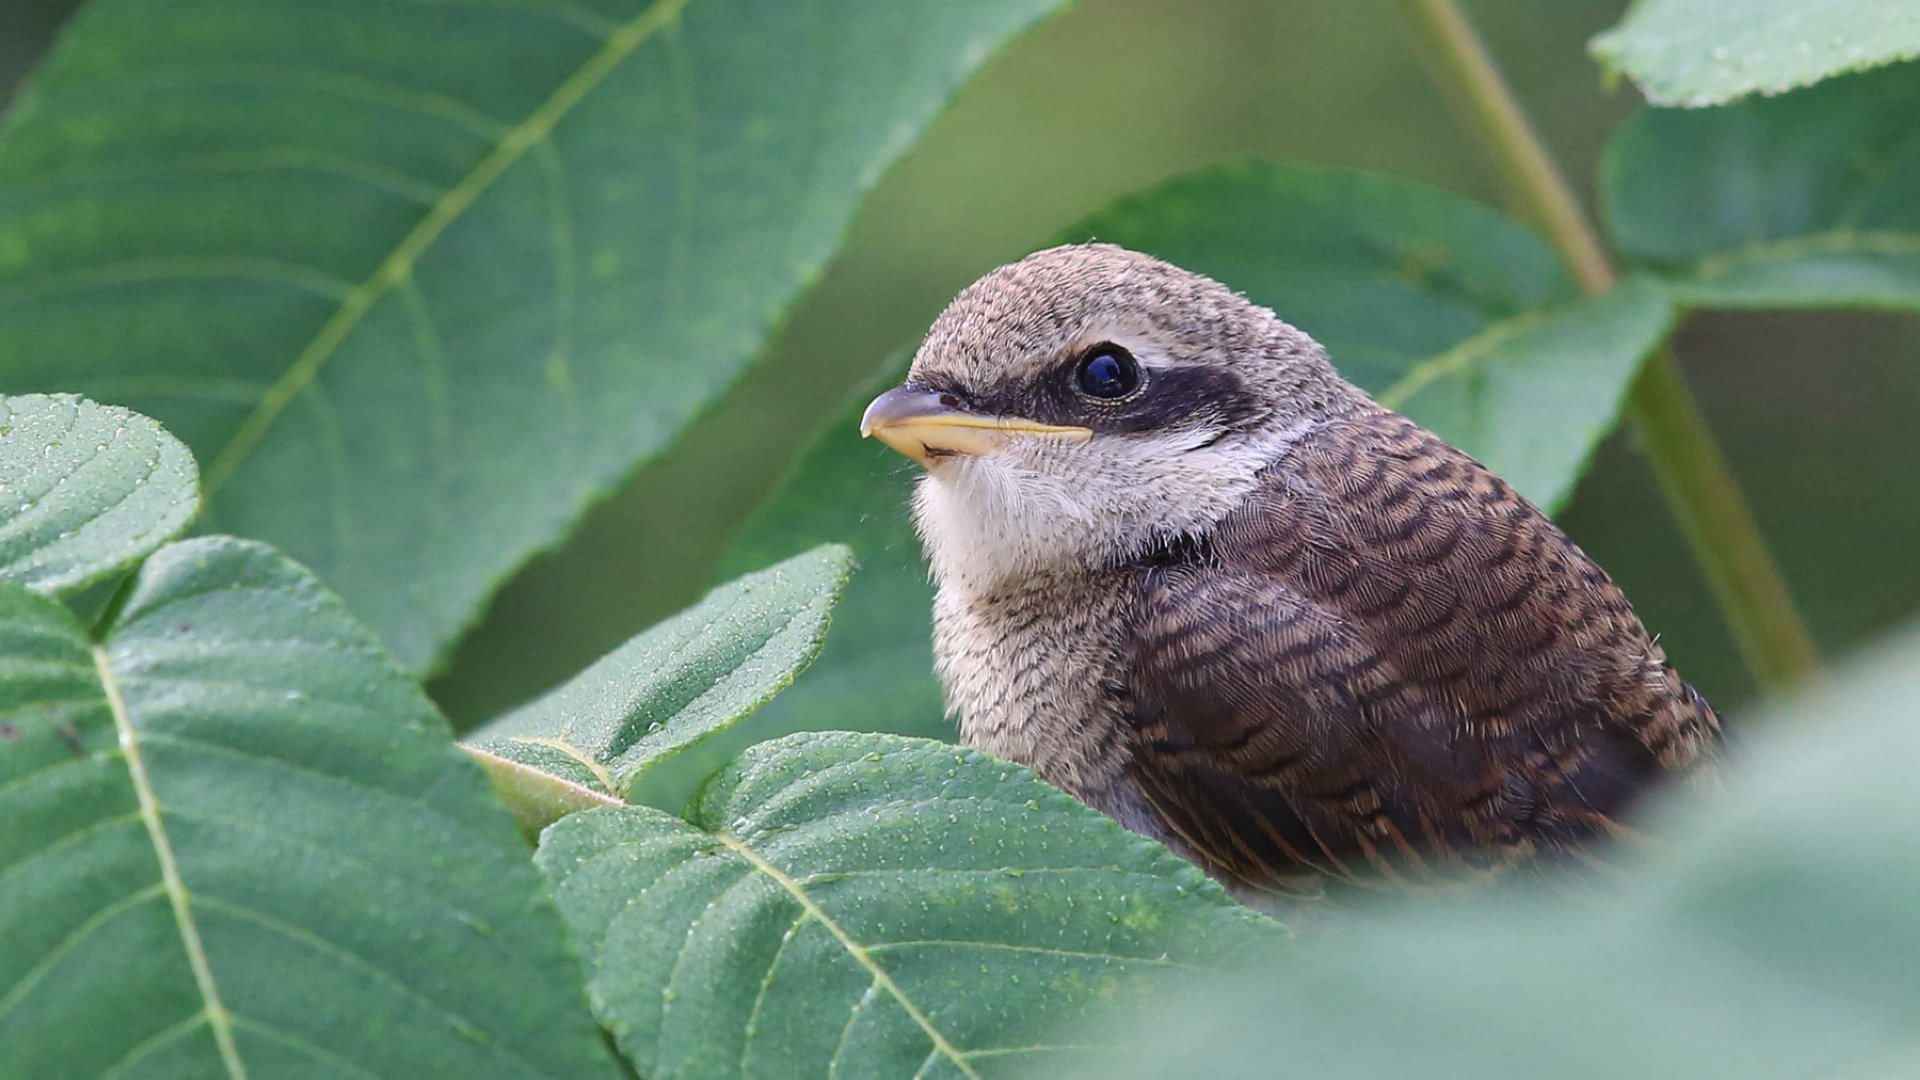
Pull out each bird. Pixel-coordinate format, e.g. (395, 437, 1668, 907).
(858, 242, 1719, 899)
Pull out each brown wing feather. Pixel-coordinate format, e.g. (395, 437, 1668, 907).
(1125, 407, 1719, 892)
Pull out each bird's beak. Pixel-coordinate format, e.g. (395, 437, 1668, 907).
(859, 385, 1091, 467)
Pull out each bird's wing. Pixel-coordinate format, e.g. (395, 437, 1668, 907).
(1125, 409, 1718, 890)
(1125, 563, 1514, 892)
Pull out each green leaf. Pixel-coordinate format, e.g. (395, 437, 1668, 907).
(0, 536, 620, 1079)
(1068, 620, 1920, 1080)
(464, 544, 854, 815)
(711, 359, 948, 753)
(537, 731, 1284, 1080)
(1591, 0, 1920, 107)
(1376, 279, 1674, 508)
(1603, 63, 1920, 311)
(0, 393, 197, 596)
(0, 0, 1069, 672)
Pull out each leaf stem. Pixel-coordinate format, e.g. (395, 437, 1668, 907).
(1393, 0, 1820, 693)
(1626, 353, 1822, 689)
(461, 744, 623, 842)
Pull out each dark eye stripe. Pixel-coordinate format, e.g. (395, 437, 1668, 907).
(933, 358, 1265, 435)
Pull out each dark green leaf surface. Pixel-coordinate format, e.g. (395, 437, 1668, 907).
(1074, 621, 1920, 1080)
(538, 731, 1284, 1080)
(0, 537, 619, 1079)
(0, 0, 1068, 671)
(0, 393, 197, 596)
(1592, 0, 1920, 107)
(1604, 63, 1920, 311)
(465, 544, 854, 802)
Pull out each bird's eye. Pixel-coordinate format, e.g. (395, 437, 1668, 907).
(1074, 344, 1141, 399)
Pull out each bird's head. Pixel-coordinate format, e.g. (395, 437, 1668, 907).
(862, 243, 1342, 590)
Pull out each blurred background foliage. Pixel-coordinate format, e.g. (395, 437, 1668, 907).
(5, 0, 1915, 734)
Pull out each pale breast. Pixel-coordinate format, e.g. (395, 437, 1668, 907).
(932, 570, 1137, 802)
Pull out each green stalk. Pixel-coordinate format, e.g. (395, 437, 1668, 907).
(1393, 0, 1820, 693)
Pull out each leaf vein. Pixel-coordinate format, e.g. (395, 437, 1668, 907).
(158, 804, 493, 930)
(201, 0, 696, 499)
(1686, 227, 1920, 281)
(15, 148, 448, 206)
(93, 644, 248, 1079)
(736, 908, 811, 1072)
(865, 940, 1196, 969)
(192, 894, 553, 1077)
(96, 1009, 215, 1080)
(0, 881, 165, 1022)
(221, 1017, 386, 1080)
(1376, 306, 1552, 411)
(506, 735, 617, 794)
(715, 831, 984, 1080)
(376, 0, 619, 38)
(825, 979, 884, 1080)
(0, 808, 142, 887)
(134, 729, 449, 825)
(9, 255, 355, 302)
(395, 273, 455, 567)
(53, 63, 510, 141)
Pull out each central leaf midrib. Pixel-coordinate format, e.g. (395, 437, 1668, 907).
(201, 0, 695, 499)
(714, 831, 984, 1080)
(1376, 304, 1552, 411)
(607, 604, 809, 762)
(92, 643, 248, 1080)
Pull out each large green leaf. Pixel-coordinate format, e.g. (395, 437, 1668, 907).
(0, 392, 197, 596)
(463, 543, 853, 822)
(538, 731, 1284, 1080)
(0, 537, 620, 1078)
(0, 0, 1069, 672)
(1072, 620, 1920, 1080)
(1603, 62, 1920, 312)
(720, 165, 1673, 749)
(1592, 0, 1920, 107)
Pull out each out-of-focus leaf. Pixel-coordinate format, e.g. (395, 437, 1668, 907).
(0, 393, 196, 596)
(1592, 0, 1920, 107)
(1604, 63, 1920, 311)
(1071, 620, 1920, 1080)
(0, 0, 1070, 671)
(1377, 279, 1673, 506)
(464, 544, 852, 822)
(0, 537, 620, 1078)
(538, 731, 1284, 1080)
